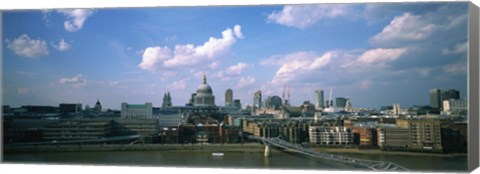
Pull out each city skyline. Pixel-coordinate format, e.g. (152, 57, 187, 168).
(2, 2, 469, 109)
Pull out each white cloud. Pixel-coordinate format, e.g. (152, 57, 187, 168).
(139, 25, 243, 71)
(139, 46, 172, 71)
(95, 81, 120, 88)
(267, 51, 335, 84)
(225, 62, 251, 75)
(168, 77, 190, 90)
(267, 4, 352, 29)
(442, 42, 467, 55)
(51, 39, 71, 51)
(209, 61, 220, 69)
(6, 34, 49, 58)
(17, 87, 30, 95)
(165, 34, 178, 41)
(233, 25, 244, 39)
(58, 9, 94, 32)
(419, 68, 431, 77)
(356, 48, 407, 64)
(359, 80, 372, 90)
(444, 61, 467, 74)
(59, 74, 88, 88)
(371, 13, 439, 45)
(236, 76, 255, 89)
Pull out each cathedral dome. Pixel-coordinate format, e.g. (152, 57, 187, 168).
(196, 75, 213, 95)
(194, 74, 215, 107)
(197, 84, 213, 95)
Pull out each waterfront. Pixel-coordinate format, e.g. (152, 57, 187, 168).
(3, 146, 467, 172)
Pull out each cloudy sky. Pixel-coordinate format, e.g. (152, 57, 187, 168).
(2, 2, 469, 109)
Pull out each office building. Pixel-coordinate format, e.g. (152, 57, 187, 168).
(335, 97, 347, 108)
(225, 89, 233, 107)
(430, 88, 460, 109)
(121, 102, 153, 119)
(443, 99, 467, 115)
(233, 99, 242, 110)
(315, 90, 324, 110)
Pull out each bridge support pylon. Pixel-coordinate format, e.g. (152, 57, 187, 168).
(264, 144, 271, 157)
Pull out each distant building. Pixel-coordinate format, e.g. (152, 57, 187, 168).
(20, 105, 59, 114)
(309, 126, 353, 145)
(430, 89, 460, 109)
(315, 90, 324, 110)
(252, 90, 262, 115)
(154, 113, 182, 129)
(377, 126, 409, 150)
(392, 103, 401, 115)
(162, 92, 172, 108)
(194, 74, 215, 107)
(265, 96, 282, 110)
(121, 102, 153, 119)
(225, 89, 233, 107)
(94, 99, 102, 112)
(59, 103, 82, 115)
(443, 99, 467, 116)
(335, 97, 347, 108)
(326, 100, 334, 108)
(345, 98, 352, 112)
(351, 127, 377, 146)
(233, 99, 242, 110)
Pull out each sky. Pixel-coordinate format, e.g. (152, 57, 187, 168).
(2, 2, 469, 110)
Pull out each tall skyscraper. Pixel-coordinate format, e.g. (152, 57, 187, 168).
(252, 90, 262, 115)
(254, 90, 262, 109)
(430, 88, 460, 109)
(225, 89, 233, 107)
(315, 90, 324, 110)
(430, 89, 441, 109)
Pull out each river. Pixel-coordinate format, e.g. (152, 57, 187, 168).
(3, 149, 467, 172)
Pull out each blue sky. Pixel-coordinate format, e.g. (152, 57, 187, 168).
(2, 2, 469, 110)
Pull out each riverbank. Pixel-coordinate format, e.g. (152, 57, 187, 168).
(309, 147, 467, 158)
(5, 143, 467, 158)
(4, 143, 267, 153)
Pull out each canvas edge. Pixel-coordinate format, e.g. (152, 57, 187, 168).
(468, 1, 480, 172)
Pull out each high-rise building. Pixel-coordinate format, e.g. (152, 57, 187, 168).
(194, 74, 215, 107)
(252, 90, 262, 115)
(393, 103, 401, 115)
(315, 90, 324, 110)
(225, 89, 233, 107)
(430, 89, 460, 109)
(254, 90, 262, 108)
(345, 99, 352, 112)
(335, 97, 347, 108)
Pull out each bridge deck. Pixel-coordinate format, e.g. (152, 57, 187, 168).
(249, 135, 409, 171)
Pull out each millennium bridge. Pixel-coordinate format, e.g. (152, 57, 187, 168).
(248, 135, 409, 171)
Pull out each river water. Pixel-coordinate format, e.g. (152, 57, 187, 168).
(3, 150, 467, 172)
